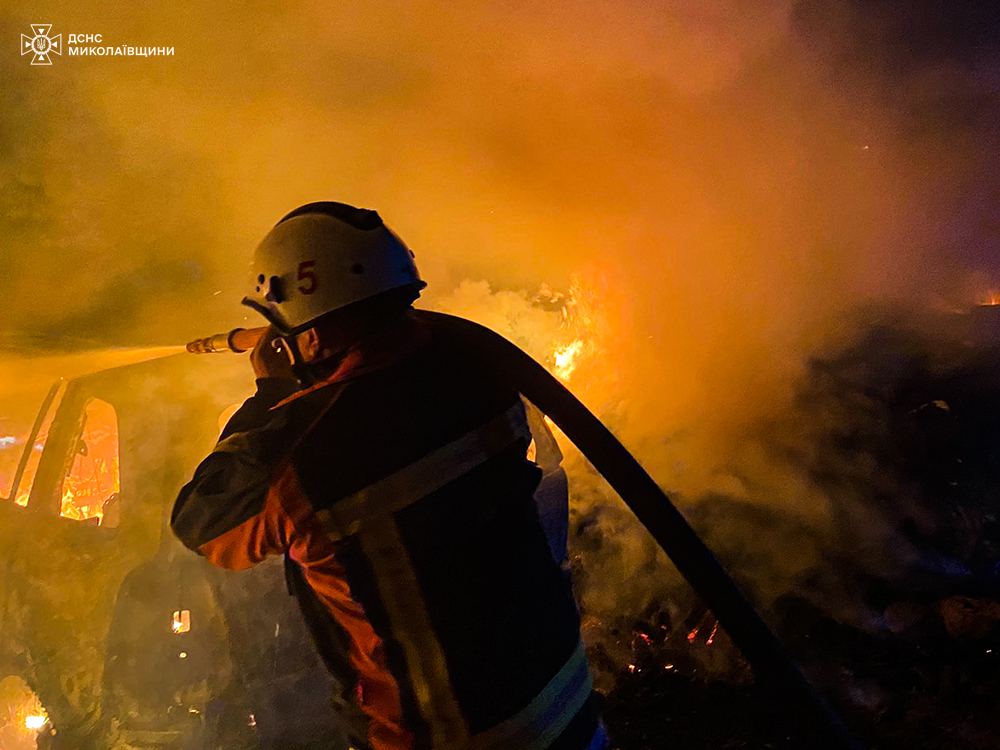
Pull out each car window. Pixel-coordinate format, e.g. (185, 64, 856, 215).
(1, 382, 66, 507)
(60, 398, 120, 525)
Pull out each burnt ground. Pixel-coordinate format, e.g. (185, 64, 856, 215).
(597, 595, 1000, 750)
(580, 312, 1000, 750)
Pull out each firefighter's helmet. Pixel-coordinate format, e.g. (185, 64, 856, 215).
(242, 202, 425, 333)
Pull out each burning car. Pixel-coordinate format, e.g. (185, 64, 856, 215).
(0, 352, 353, 749)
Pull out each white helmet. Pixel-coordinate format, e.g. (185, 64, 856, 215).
(242, 202, 425, 333)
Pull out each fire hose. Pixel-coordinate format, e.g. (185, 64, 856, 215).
(186, 315, 864, 750)
(185, 327, 265, 354)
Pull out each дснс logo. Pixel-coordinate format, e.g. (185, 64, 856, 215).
(21, 24, 62, 65)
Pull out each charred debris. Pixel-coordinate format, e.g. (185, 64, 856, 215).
(578, 306, 1000, 749)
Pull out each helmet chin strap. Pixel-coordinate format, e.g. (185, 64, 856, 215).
(275, 334, 318, 388)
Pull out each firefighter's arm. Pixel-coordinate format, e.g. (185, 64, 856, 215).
(171, 378, 302, 570)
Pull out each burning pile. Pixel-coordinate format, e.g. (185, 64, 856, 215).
(439, 274, 1000, 747)
(569, 308, 1000, 749)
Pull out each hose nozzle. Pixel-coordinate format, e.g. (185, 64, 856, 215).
(186, 327, 267, 354)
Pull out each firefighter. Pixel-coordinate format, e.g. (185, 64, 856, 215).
(171, 202, 608, 750)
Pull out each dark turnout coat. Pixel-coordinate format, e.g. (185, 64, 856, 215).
(171, 311, 601, 750)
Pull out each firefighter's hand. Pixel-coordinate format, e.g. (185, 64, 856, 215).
(250, 325, 296, 381)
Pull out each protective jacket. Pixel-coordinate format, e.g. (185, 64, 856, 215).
(171, 311, 602, 750)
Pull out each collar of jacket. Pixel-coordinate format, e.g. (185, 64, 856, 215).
(272, 310, 432, 408)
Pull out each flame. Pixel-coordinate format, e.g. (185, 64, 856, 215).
(172, 609, 191, 634)
(59, 398, 119, 523)
(4, 681, 49, 744)
(542, 270, 621, 397)
(553, 340, 584, 380)
(434, 268, 621, 408)
(1, 386, 120, 521)
(983, 291, 1000, 306)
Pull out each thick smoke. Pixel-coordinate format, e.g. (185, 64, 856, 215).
(2, 0, 999, 648)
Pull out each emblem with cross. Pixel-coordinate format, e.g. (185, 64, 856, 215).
(21, 24, 62, 65)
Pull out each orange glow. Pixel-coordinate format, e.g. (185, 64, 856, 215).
(59, 398, 119, 524)
(172, 609, 192, 634)
(705, 620, 719, 646)
(982, 291, 1000, 306)
(3, 383, 67, 507)
(540, 271, 621, 406)
(0, 676, 48, 749)
(553, 339, 583, 380)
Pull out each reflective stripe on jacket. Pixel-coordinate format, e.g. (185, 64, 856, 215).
(171, 312, 597, 750)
